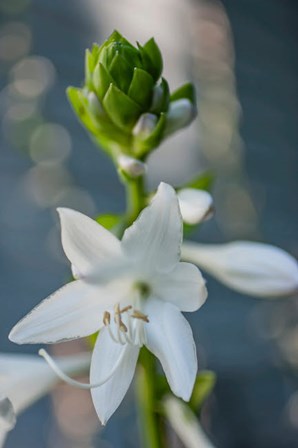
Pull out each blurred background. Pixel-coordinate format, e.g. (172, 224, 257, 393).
(0, 0, 297, 446)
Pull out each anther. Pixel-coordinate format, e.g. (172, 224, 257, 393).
(131, 310, 149, 323)
(119, 322, 128, 333)
(114, 303, 120, 315)
(103, 311, 111, 326)
(120, 305, 132, 314)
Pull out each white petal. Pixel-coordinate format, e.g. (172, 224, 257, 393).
(90, 328, 139, 424)
(57, 208, 122, 278)
(182, 241, 298, 298)
(0, 397, 16, 431)
(177, 189, 213, 225)
(122, 183, 182, 273)
(0, 353, 90, 415)
(9, 280, 110, 344)
(145, 299, 197, 401)
(153, 262, 207, 311)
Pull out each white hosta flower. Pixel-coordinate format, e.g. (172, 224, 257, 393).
(0, 352, 90, 446)
(9, 183, 207, 424)
(182, 241, 298, 298)
(177, 189, 213, 225)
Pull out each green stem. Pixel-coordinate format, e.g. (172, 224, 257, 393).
(136, 349, 164, 448)
(122, 175, 164, 447)
(120, 172, 164, 447)
(125, 176, 145, 226)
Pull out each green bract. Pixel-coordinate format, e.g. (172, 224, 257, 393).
(67, 31, 196, 160)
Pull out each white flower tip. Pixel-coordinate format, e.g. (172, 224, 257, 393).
(0, 397, 16, 431)
(165, 99, 196, 136)
(157, 182, 175, 198)
(132, 113, 157, 138)
(56, 206, 75, 218)
(180, 389, 192, 402)
(8, 326, 21, 344)
(9, 317, 39, 345)
(118, 155, 147, 178)
(178, 189, 213, 225)
(100, 417, 107, 426)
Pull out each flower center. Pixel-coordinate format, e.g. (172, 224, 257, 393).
(103, 303, 149, 347)
(134, 281, 151, 299)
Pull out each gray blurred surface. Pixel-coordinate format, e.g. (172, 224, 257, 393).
(0, 0, 297, 447)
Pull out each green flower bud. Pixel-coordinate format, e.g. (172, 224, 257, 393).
(67, 31, 197, 159)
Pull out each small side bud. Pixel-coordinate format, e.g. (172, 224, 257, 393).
(165, 99, 196, 137)
(133, 113, 158, 139)
(118, 155, 147, 178)
(177, 189, 214, 225)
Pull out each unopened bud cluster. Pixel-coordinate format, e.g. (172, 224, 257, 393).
(67, 31, 196, 164)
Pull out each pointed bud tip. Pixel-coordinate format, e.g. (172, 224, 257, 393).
(157, 182, 177, 199)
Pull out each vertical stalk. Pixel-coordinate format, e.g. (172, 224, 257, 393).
(136, 349, 163, 448)
(125, 176, 145, 226)
(122, 175, 164, 447)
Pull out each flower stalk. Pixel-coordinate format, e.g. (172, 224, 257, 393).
(136, 349, 164, 448)
(124, 176, 163, 447)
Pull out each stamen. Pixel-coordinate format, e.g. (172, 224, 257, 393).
(116, 325, 126, 345)
(119, 322, 128, 333)
(131, 310, 149, 323)
(120, 305, 132, 313)
(114, 303, 120, 317)
(102, 303, 149, 347)
(38, 348, 126, 390)
(106, 324, 119, 344)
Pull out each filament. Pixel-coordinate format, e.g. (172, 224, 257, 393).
(38, 348, 125, 390)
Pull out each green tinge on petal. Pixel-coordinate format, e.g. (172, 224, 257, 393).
(171, 82, 196, 106)
(141, 38, 163, 82)
(109, 52, 134, 93)
(103, 83, 142, 131)
(93, 63, 114, 100)
(128, 68, 154, 109)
